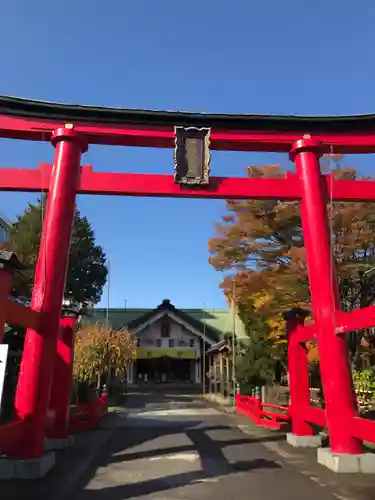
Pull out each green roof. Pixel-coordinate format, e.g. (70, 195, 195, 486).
(86, 305, 247, 339)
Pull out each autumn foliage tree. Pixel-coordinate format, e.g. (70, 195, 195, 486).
(73, 323, 136, 388)
(209, 159, 375, 368)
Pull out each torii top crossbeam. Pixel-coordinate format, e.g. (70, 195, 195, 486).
(1, 95, 375, 201)
(2, 95, 375, 153)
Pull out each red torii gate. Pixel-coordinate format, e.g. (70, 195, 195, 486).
(1, 96, 375, 468)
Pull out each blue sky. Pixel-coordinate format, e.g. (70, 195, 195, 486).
(1, 0, 375, 310)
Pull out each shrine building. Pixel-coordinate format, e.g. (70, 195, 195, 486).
(88, 299, 245, 385)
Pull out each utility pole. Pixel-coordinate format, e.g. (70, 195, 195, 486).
(106, 259, 110, 325)
(232, 280, 236, 403)
(202, 301, 206, 395)
(106, 259, 111, 390)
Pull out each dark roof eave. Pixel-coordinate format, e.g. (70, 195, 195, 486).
(206, 339, 229, 354)
(2, 95, 375, 133)
(128, 300, 220, 342)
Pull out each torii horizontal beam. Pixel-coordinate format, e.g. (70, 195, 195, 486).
(2, 95, 375, 153)
(1, 164, 375, 201)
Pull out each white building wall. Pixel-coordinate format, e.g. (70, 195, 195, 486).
(0, 217, 10, 244)
(136, 318, 201, 357)
(128, 317, 202, 384)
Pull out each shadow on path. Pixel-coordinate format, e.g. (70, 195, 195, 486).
(73, 422, 281, 500)
(70, 391, 339, 500)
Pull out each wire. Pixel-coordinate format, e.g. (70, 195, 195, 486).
(232, 280, 236, 400)
(39, 132, 48, 311)
(328, 145, 337, 320)
(202, 300, 206, 395)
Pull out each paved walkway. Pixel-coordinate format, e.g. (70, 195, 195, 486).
(1, 389, 375, 499)
(69, 390, 345, 500)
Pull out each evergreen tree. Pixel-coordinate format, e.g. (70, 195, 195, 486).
(235, 298, 276, 393)
(1, 199, 108, 419)
(5, 197, 107, 307)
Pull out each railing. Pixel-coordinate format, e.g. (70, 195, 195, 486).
(237, 393, 375, 446)
(0, 280, 41, 456)
(6, 297, 41, 330)
(300, 406, 326, 428)
(0, 252, 108, 459)
(236, 394, 290, 430)
(0, 418, 26, 456)
(68, 394, 108, 434)
(289, 318, 375, 446)
(235, 310, 375, 449)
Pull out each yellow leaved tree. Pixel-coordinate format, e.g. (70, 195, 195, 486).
(73, 323, 136, 386)
(252, 291, 319, 366)
(210, 161, 375, 368)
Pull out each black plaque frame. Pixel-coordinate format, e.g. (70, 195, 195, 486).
(174, 126, 211, 185)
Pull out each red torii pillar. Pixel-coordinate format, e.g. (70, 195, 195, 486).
(290, 137, 362, 455)
(13, 126, 87, 459)
(46, 314, 77, 441)
(284, 309, 314, 438)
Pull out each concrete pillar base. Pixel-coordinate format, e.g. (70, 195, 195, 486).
(317, 447, 375, 474)
(44, 435, 74, 451)
(0, 451, 55, 479)
(286, 433, 322, 448)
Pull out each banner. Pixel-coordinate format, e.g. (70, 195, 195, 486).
(0, 344, 9, 409)
(135, 348, 196, 360)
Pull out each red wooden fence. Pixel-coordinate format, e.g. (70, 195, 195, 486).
(236, 308, 375, 446)
(0, 280, 108, 457)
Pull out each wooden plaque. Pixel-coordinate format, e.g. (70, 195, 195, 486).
(174, 126, 211, 185)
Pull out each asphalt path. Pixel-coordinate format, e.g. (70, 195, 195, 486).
(71, 389, 339, 500)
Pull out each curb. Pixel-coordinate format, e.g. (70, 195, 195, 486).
(54, 412, 120, 500)
(201, 395, 236, 414)
(201, 394, 289, 441)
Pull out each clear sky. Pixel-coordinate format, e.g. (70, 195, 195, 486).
(1, 1, 375, 310)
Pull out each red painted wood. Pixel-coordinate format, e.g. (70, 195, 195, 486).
(287, 315, 314, 437)
(14, 127, 86, 459)
(3, 108, 375, 457)
(262, 403, 289, 412)
(261, 410, 290, 421)
(1, 165, 375, 202)
(293, 323, 316, 343)
(236, 395, 289, 431)
(351, 417, 375, 444)
(301, 407, 327, 428)
(6, 300, 41, 330)
(335, 306, 375, 334)
(68, 397, 108, 434)
(2, 113, 375, 153)
(46, 317, 76, 440)
(0, 419, 26, 457)
(291, 138, 362, 455)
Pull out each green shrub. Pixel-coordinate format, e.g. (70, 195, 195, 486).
(353, 369, 375, 412)
(236, 335, 275, 396)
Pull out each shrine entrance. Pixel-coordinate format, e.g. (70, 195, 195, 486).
(1, 96, 375, 473)
(135, 357, 193, 384)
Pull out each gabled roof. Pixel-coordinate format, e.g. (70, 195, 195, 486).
(128, 299, 220, 345)
(206, 339, 229, 354)
(86, 299, 247, 342)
